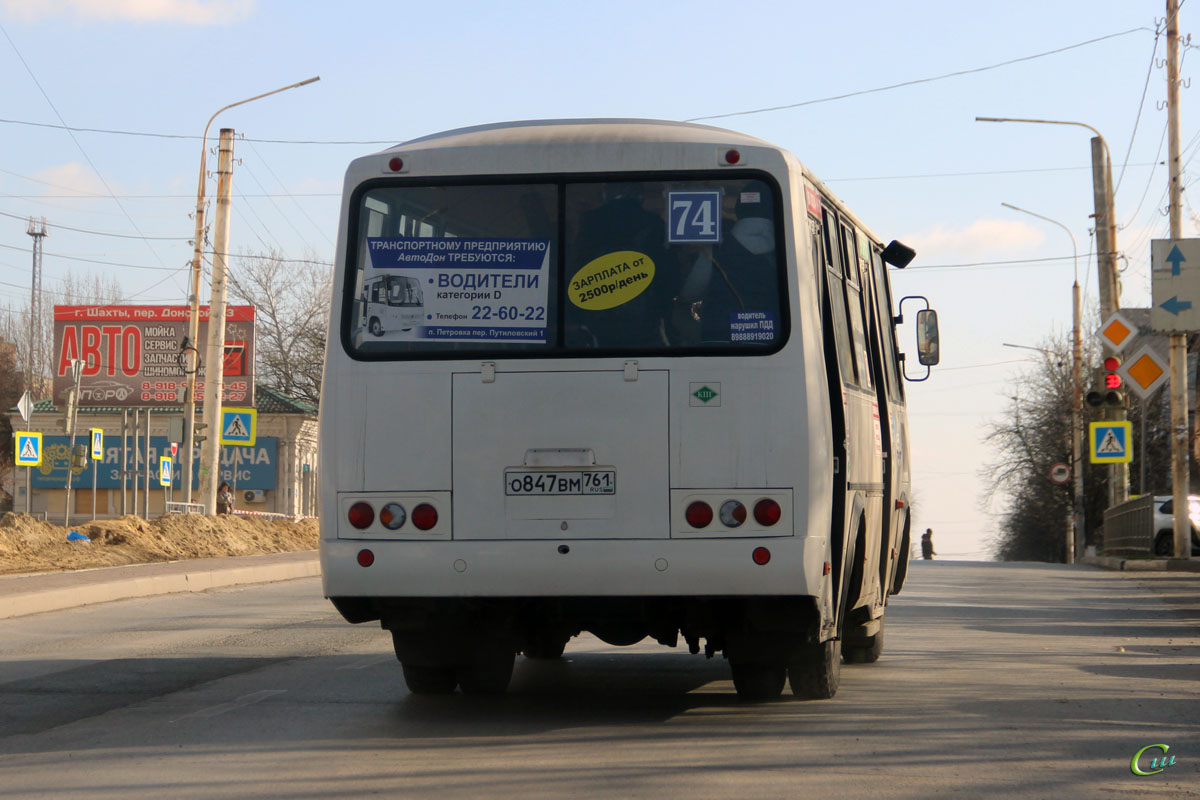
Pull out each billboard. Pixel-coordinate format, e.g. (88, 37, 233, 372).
(53, 305, 255, 407)
(33, 435, 277, 490)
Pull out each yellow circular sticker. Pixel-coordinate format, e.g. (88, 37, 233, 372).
(569, 251, 655, 310)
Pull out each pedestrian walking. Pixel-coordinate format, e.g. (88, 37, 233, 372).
(920, 528, 936, 560)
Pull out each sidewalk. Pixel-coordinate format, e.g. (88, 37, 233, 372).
(0, 550, 320, 620)
(1080, 553, 1200, 572)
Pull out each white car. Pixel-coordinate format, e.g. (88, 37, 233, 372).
(1151, 495, 1200, 556)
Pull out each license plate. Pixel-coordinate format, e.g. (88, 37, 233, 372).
(505, 469, 616, 496)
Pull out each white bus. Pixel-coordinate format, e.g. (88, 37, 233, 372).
(361, 273, 424, 337)
(320, 119, 938, 701)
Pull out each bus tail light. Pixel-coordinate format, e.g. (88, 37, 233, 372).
(412, 503, 438, 531)
(357, 549, 375, 567)
(348, 502, 375, 529)
(719, 500, 746, 527)
(752, 547, 771, 565)
(685, 501, 714, 528)
(754, 498, 782, 526)
(379, 503, 407, 530)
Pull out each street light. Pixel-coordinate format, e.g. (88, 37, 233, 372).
(975, 117, 1118, 319)
(977, 114, 1127, 527)
(181, 76, 320, 509)
(1000, 201, 1083, 566)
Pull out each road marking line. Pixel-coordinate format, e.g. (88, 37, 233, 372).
(171, 689, 286, 722)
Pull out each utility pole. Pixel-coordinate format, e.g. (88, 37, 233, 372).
(25, 217, 46, 400)
(1090, 136, 1131, 507)
(200, 128, 235, 514)
(179, 76, 319, 509)
(1167, 0, 1191, 560)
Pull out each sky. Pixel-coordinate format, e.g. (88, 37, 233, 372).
(0, 0, 1194, 560)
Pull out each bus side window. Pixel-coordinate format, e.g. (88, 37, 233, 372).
(820, 209, 858, 386)
(870, 249, 904, 402)
(839, 224, 874, 391)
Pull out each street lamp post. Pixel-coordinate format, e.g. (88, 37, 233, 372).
(977, 115, 1128, 534)
(180, 77, 319, 510)
(1000, 202, 1083, 565)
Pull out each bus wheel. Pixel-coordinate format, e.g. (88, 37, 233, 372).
(730, 662, 787, 702)
(401, 663, 458, 695)
(369, 317, 383, 337)
(523, 635, 569, 660)
(456, 653, 516, 695)
(843, 618, 885, 664)
(788, 638, 842, 700)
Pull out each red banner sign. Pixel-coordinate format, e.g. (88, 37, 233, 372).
(53, 305, 255, 407)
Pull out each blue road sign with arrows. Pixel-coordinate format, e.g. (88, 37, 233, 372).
(1160, 295, 1193, 316)
(1152, 239, 1200, 332)
(1166, 244, 1186, 275)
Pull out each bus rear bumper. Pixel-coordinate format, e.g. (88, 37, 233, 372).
(320, 536, 827, 600)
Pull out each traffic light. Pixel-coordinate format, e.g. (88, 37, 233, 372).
(56, 387, 78, 434)
(1086, 356, 1125, 407)
(71, 443, 88, 470)
(193, 421, 207, 445)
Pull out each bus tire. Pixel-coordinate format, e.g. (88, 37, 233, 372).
(369, 317, 383, 337)
(523, 635, 569, 660)
(456, 653, 516, 695)
(730, 662, 787, 702)
(401, 663, 458, 695)
(788, 637, 842, 700)
(891, 523, 911, 595)
(843, 617, 884, 664)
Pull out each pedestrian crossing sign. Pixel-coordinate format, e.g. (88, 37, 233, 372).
(90, 428, 104, 460)
(220, 407, 257, 446)
(1089, 421, 1133, 464)
(159, 457, 172, 487)
(14, 432, 41, 467)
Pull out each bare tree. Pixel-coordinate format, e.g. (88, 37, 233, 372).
(227, 250, 331, 406)
(0, 271, 124, 400)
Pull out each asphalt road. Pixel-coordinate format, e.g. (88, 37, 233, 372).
(0, 561, 1197, 799)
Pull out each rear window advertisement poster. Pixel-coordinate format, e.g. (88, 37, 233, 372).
(362, 237, 551, 343)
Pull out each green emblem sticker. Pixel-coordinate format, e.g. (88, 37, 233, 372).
(689, 383, 721, 407)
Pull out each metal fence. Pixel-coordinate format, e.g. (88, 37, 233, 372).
(1102, 494, 1156, 555)
(165, 502, 206, 515)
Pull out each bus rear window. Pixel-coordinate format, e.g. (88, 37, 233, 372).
(344, 175, 786, 358)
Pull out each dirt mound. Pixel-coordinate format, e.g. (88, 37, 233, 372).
(0, 512, 318, 575)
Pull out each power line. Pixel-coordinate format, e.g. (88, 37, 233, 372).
(0, 208, 189, 240)
(826, 163, 1157, 183)
(685, 27, 1151, 122)
(902, 255, 1078, 271)
(0, 116, 396, 145)
(0, 241, 185, 271)
(1114, 27, 1162, 196)
(0, 21, 170, 268)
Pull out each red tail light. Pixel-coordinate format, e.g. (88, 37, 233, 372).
(411, 503, 438, 531)
(754, 498, 782, 526)
(752, 547, 771, 565)
(685, 501, 714, 528)
(357, 549, 375, 567)
(348, 502, 374, 529)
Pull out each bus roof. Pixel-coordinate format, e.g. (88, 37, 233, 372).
(361, 118, 889, 252)
(388, 118, 776, 152)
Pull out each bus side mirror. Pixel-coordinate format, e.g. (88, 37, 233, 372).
(916, 309, 940, 366)
(896, 296, 939, 382)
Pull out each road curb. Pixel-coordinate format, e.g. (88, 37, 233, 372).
(0, 551, 320, 620)
(1079, 554, 1200, 573)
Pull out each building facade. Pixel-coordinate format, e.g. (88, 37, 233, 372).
(7, 385, 317, 520)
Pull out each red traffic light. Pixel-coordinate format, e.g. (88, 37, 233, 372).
(1103, 356, 1121, 371)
